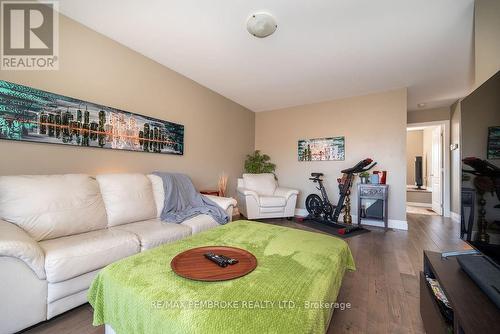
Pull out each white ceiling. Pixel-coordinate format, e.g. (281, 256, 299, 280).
(58, 0, 475, 112)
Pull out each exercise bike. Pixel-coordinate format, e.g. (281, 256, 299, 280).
(305, 158, 377, 223)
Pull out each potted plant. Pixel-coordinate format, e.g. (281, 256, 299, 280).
(359, 171, 370, 184)
(244, 150, 276, 175)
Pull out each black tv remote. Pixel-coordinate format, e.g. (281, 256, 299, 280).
(219, 254, 239, 265)
(204, 252, 228, 267)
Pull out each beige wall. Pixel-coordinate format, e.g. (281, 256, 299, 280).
(474, 0, 500, 89)
(255, 89, 408, 222)
(407, 107, 450, 124)
(447, 0, 500, 215)
(0, 14, 255, 196)
(406, 130, 423, 186)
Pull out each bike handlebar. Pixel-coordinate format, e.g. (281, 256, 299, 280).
(341, 159, 377, 174)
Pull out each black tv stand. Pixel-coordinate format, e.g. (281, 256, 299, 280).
(456, 254, 500, 309)
(420, 251, 500, 334)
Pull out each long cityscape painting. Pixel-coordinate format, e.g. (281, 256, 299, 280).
(298, 136, 345, 161)
(0, 80, 184, 155)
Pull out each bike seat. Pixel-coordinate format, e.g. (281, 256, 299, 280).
(311, 172, 323, 178)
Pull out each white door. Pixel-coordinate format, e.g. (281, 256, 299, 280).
(431, 126, 443, 215)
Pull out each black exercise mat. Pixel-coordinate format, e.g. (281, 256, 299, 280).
(298, 219, 370, 238)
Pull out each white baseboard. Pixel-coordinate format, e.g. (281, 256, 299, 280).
(450, 211, 460, 224)
(294, 209, 408, 230)
(407, 202, 432, 208)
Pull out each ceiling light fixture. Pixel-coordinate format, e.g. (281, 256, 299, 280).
(417, 103, 426, 108)
(247, 13, 277, 38)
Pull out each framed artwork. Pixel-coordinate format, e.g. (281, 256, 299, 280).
(0, 80, 184, 155)
(298, 136, 345, 161)
(487, 126, 500, 159)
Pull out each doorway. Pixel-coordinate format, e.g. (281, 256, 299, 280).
(406, 121, 451, 217)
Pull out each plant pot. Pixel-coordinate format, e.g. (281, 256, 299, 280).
(360, 176, 368, 184)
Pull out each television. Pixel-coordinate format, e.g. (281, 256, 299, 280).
(458, 70, 500, 309)
(460, 70, 500, 265)
(415, 156, 423, 189)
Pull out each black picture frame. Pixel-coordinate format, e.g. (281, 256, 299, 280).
(487, 126, 500, 159)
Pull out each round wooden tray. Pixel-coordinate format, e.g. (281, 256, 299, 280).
(171, 246, 257, 281)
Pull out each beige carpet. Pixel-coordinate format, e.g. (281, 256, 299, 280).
(406, 205, 439, 216)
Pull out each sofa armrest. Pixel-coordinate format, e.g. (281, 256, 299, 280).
(237, 187, 260, 201)
(203, 195, 237, 211)
(273, 187, 299, 200)
(0, 219, 46, 280)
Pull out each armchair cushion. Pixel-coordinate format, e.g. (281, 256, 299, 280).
(242, 173, 277, 196)
(259, 196, 286, 207)
(237, 187, 259, 201)
(0, 219, 46, 279)
(273, 187, 299, 200)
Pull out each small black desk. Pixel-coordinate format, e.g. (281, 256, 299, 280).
(357, 183, 389, 229)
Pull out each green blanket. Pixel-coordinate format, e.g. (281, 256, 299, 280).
(88, 220, 355, 334)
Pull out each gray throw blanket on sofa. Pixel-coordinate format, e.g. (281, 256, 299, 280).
(153, 172, 229, 225)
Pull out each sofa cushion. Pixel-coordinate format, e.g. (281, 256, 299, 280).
(242, 173, 277, 196)
(259, 196, 287, 207)
(113, 219, 191, 251)
(147, 174, 165, 218)
(40, 229, 140, 283)
(97, 174, 157, 227)
(181, 214, 219, 234)
(47, 269, 100, 303)
(0, 174, 108, 241)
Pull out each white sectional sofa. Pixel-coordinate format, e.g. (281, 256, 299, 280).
(0, 173, 236, 334)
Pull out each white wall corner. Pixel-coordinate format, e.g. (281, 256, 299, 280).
(450, 211, 461, 224)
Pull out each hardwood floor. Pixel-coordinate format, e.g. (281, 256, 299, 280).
(327, 213, 465, 334)
(22, 213, 465, 334)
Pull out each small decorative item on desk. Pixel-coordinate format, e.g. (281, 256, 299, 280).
(359, 172, 370, 184)
(372, 171, 387, 184)
(379, 171, 387, 184)
(370, 173, 380, 184)
(360, 204, 367, 218)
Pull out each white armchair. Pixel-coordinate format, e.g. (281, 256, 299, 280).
(237, 173, 298, 219)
